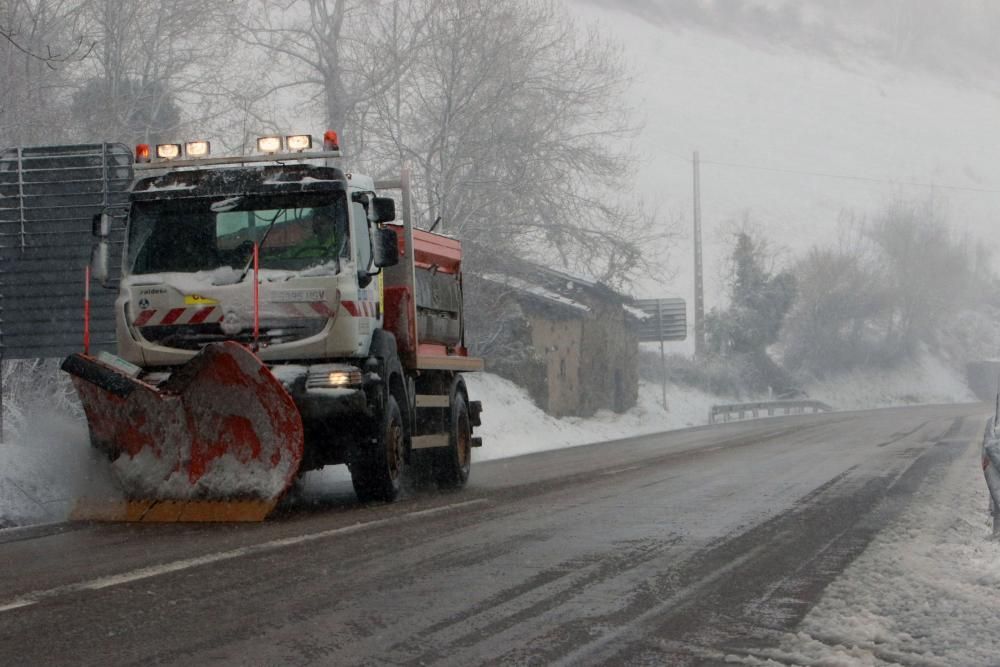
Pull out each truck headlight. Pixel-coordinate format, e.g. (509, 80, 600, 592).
(307, 364, 362, 389)
(327, 370, 362, 387)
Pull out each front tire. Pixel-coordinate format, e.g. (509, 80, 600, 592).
(351, 396, 404, 503)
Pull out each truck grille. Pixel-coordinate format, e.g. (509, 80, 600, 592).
(138, 319, 327, 350)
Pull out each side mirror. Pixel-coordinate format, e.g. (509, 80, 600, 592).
(373, 226, 399, 269)
(92, 212, 111, 238)
(372, 197, 396, 223)
(91, 240, 111, 287)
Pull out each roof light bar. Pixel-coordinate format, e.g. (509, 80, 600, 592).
(257, 136, 283, 153)
(133, 130, 343, 169)
(185, 140, 211, 157)
(286, 134, 313, 151)
(156, 143, 182, 160)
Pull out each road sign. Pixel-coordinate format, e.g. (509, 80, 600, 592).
(633, 298, 687, 342)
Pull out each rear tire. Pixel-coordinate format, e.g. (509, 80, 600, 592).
(435, 392, 472, 489)
(351, 396, 404, 503)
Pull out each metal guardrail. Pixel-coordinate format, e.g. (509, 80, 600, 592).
(709, 400, 834, 424)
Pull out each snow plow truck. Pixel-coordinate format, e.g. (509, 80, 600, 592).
(61, 131, 483, 522)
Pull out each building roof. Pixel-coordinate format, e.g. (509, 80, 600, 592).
(467, 246, 645, 320)
(478, 273, 592, 315)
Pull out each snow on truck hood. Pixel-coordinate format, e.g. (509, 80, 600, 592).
(122, 263, 342, 292)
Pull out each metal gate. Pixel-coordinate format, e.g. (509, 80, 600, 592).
(0, 143, 132, 359)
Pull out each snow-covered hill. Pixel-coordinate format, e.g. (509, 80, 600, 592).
(571, 1, 1000, 320)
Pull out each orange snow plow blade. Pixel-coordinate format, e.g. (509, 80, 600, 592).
(61, 342, 304, 522)
(70, 498, 278, 523)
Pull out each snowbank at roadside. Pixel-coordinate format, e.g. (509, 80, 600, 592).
(733, 431, 1000, 666)
(466, 373, 722, 462)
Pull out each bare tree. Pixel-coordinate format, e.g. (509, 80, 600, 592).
(70, 0, 238, 144)
(0, 0, 90, 145)
(233, 0, 432, 139)
(0, 21, 91, 67)
(360, 0, 659, 287)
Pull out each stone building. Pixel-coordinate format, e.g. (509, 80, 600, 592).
(465, 266, 641, 417)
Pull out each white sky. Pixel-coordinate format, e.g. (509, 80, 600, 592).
(571, 2, 1000, 353)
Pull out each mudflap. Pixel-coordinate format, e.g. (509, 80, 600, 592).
(61, 342, 304, 522)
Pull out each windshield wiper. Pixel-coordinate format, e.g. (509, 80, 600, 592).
(239, 209, 285, 282)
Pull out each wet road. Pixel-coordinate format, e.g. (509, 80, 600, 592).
(0, 403, 988, 665)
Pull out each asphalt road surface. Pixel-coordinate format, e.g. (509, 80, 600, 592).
(0, 403, 988, 666)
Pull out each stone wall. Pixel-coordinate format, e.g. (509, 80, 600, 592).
(527, 315, 584, 417)
(578, 299, 639, 416)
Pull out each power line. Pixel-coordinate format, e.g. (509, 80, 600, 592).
(690, 157, 1000, 195)
(661, 151, 694, 165)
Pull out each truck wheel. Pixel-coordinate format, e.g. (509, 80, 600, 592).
(436, 392, 472, 489)
(352, 395, 404, 503)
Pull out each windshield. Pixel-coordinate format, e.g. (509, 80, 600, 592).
(127, 192, 349, 275)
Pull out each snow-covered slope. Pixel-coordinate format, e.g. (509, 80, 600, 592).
(804, 353, 976, 410)
(571, 1, 1000, 317)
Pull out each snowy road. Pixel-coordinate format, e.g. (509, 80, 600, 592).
(0, 403, 990, 665)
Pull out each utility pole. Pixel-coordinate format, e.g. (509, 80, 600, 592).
(693, 151, 705, 356)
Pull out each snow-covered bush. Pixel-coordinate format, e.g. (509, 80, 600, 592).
(643, 351, 755, 398)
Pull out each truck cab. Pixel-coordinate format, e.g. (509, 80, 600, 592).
(113, 164, 394, 367)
